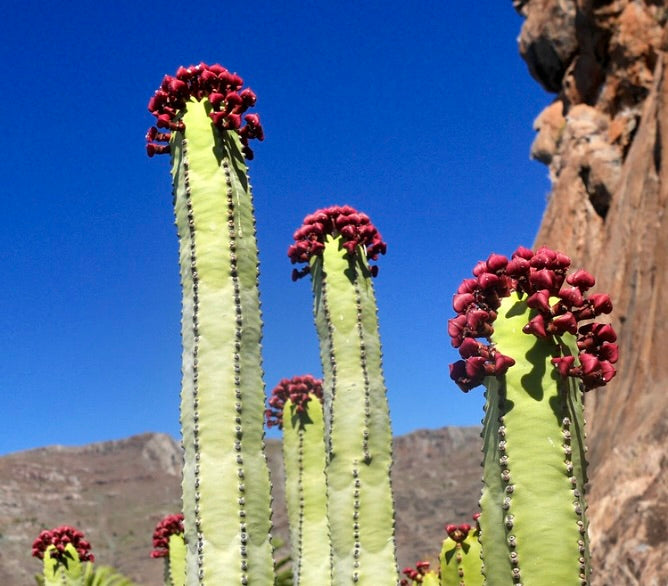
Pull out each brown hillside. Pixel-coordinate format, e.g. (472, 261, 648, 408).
(0, 428, 481, 585)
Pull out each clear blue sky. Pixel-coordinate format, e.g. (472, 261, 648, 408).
(0, 1, 553, 455)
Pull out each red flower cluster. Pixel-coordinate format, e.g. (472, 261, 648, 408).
(150, 513, 184, 559)
(288, 205, 387, 281)
(445, 522, 472, 543)
(448, 246, 618, 392)
(265, 375, 323, 429)
(31, 526, 94, 563)
(400, 560, 431, 585)
(146, 62, 264, 160)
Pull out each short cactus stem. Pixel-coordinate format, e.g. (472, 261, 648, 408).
(439, 517, 483, 585)
(448, 246, 619, 586)
(267, 375, 331, 585)
(32, 526, 94, 586)
(148, 64, 273, 585)
(289, 206, 398, 585)
(151, 514, 186, 586)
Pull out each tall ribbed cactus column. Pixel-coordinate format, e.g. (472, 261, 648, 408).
(448, 246, 618, 586)
(146, 63, 273, 585)
(266, 375, 331, 585)
(289, 205, 398, 585)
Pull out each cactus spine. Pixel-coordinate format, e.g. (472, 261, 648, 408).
(267, 376, 331, 585)
(449, 246, 618, 585)
(147, 63, 272, 585)
(289, 206, 398, 585)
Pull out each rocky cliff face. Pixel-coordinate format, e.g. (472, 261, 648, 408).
(515, 2, 668, 584)
(0, 429, 482, 585)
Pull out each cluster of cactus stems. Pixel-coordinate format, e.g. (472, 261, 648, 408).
(33, 62, 620, 586)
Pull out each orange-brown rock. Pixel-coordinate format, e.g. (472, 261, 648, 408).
(516, 1, 668, 584)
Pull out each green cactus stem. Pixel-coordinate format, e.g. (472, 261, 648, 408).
(147, 62, 273, 585)
(32, 526, 94, 586)
(289, 205, 398, 585)
(448, 246, 618, 586)
(266, 375, 331, 585)
(439, 519, 483, 586)
(151, 514, 186, 586)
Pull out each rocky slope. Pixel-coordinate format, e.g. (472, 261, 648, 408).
(0, 428, 482, 585)
(515, 1, 668, 584)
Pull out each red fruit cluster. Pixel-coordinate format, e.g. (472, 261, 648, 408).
(400, 560, 431, 585)
(146, 62, 264, 160)
(31, 526, 94, 563)
(265, 375, 323, 429)
(288, 205, 387, 281)
(448, 246, 618, 392)
(150, 513, 184, 559)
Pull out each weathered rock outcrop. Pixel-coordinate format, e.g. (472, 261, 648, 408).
(515, 2, 668, 584)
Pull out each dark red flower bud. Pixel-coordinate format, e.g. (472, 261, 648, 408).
(523, 313, 549, 338)
(240, 88, 257, 107)
(567, 269, 596, 290)
(225, 113, 241, 129)
(456, 278, 478, 294)
(599, 342, 619, 363)
(477, 272, 500, 290)
(473, 261, 488, 277)
(494, 352, 515, 375)
(146, 143, 170, 157)
(486, 253, 508, 273)
(458, 337, 483, 359)
(526, 289, 552, 314)
(208, 92, 225, 107)
(529, 268, 555, 291)
(453, 293, 475, 313)
(600, 360, 616, 382)
(589, 293, 613, 315)
(552, 355, 576, 377)
(579, 352, 600, 376)
(558, 286, 584, 308)
(506, 256, 530, 277)
(551, 312, 578, 335)
(512, 246, 534, 260)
